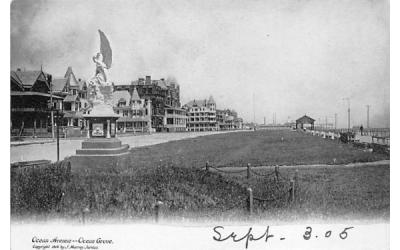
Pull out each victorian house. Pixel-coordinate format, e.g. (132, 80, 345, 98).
(52, 66, 89, 128)
(114, 76, 182, 132)
(217, 109, 243, 130)
(113, 87, 151, 133)
(11, 68, 63, 137)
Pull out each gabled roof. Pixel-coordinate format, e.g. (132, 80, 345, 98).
(52, 67, 82, 92)
(11, 70, 50, 87)
(52, 78, 68, 92)
(64, 66, 73, 78)
(112, 90, 131, 106)
(10, 72, 24, 91)
(131, 87, 141, 101)
(208, 95, 216, 104)
(10, 71, 23, 86)
(296, 115, 315, 123)
(64, 66, 79, 87)
(184, 99, 207, 108)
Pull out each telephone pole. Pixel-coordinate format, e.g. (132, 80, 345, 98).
(334, 113, 337, 129)
(366, 105, 370, 128)
(343, 98, 351, 131)
(252, 92, 255, 124)
(325, 116, 328, 129)
(50, 76, 55, 139)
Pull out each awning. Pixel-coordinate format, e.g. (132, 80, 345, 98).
(64, 111, 84, 118)
(117, 116, 149, 122)
(11, 91, 64, 99)
(164, 104, 186, 111)
(63, 94, 79, 102)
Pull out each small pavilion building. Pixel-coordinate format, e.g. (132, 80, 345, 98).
(296, 115, 315, 130)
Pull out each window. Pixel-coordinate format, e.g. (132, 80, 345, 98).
(118, 101, 126, 107)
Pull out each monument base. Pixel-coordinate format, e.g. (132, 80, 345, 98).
(69, 138, 130, 173)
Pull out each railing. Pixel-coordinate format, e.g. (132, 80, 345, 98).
(11, 107, 49, 112)
(204, 162, 298, 215)
(301, 128, 390, 152)
(314, 127, 390, 137)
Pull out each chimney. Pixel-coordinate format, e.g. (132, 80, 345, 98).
(145, 76, 151, 85)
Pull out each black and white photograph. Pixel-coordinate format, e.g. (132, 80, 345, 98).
(8, 0, 393, 249)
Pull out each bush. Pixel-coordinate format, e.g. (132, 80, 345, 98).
(11, 161, 71, 215)
(11, 163, 248, 220)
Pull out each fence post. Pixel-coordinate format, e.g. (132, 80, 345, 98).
(155, 201, 163, 223)
(247, 188, 253, 217)
(82, 210, 85, 225)
(82, 207, 90, 225)
(206, 161, 209, 171)
(294, 169, 299, 198)
(274, 166, 279, 183)
(247, 163, 251, 179)
(290, 179, 295, 203)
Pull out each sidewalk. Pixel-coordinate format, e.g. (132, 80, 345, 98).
(207, 160, 390, 172)
(10, 130, 248, 163)
(11, 138, 56, 147)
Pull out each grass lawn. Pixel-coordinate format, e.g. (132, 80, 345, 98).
(11, 129, 390, 223)
(215, 164, 389, 222)
(126, 130, 388, 172)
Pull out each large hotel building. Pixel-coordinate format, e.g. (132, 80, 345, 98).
(183, 96, 217, 132)
(113, 76, 186, 132)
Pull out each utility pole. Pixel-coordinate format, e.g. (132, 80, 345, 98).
(56, 109, 60, 161)
(334, 113, 337, 129)
(264, 117, 266, 125)
(325, 116, 328, 130)
(343, 98, 351, 132)
(50, 74, 55, 139)
(252, 92, 255, 124)
(366, 105, 370, 128)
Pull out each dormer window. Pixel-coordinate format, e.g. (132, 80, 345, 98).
(118, 99, 127, 107)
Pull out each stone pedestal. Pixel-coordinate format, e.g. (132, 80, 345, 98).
(69, 85, 130, 173)
(69, 138, 130, 173)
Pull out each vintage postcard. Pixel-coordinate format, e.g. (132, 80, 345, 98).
(10, 0, 390, 249)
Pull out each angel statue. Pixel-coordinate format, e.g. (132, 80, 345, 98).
(88, 30, 113, 105)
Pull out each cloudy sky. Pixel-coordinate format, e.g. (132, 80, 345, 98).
(11, 0, 389, 127)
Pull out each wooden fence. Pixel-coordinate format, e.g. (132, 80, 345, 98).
(12, 157, 300, 223)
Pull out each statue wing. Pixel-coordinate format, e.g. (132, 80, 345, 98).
(98, 29, 112, 69)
